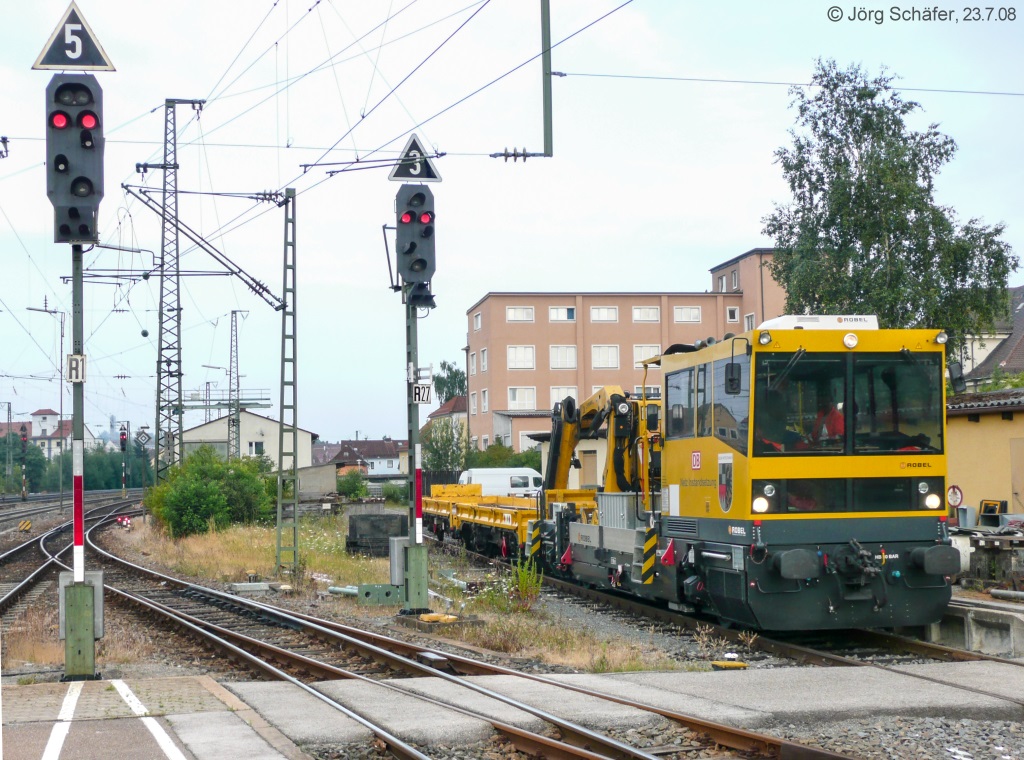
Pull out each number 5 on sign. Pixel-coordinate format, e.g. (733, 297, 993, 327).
(413, 384, 432, 404)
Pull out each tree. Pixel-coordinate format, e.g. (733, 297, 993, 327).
(465, 442, 541, 470)
(432, 359, 467, 405)
(423, 418, 467, 471)
(762, 59, 1017, 356)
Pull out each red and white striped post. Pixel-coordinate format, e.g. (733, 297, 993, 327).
(414, 443, 423, 544)
(73, 439, 84, 581)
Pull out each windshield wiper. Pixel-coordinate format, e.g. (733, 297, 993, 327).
(768, 348, 806, 391)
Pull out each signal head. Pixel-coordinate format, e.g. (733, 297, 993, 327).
(45, 74, 104, 243)
(395, 184, 436, 285)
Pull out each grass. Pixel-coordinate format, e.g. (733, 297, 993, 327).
(460, 610, 681, 672)
(111, 514, 389, 591)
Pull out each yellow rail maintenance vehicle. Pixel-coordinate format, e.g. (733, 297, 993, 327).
(434, 317, 964, 631)
(543, 315, 962, 631)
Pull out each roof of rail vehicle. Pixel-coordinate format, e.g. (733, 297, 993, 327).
(756, 315, 879, 330)
(657, 324, 948, 374)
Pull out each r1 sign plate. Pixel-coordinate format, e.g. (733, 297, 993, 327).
(413, 384, 432, 404)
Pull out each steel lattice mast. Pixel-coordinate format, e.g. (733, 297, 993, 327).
(276, 189, 299, 574)
(152, 98, 204, 482)
(228, 309, 242, 460)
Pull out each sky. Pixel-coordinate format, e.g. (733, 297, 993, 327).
(2, 0, 1022, 445)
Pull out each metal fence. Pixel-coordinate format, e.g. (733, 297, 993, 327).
(421, 469, 460, 496)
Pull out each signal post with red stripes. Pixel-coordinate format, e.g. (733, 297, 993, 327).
(36, 1, 115, 681)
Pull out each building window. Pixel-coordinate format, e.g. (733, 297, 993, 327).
(506, 306, 534, 322)
(508, 387, 536, 410)
(633, 344, 659, 368)
(482, 435, 489, 448)
(731, 270, 739, 289)
(592, 345, 619, 369)
(473, 312, 481, 330)
(550, 345, 577, 369)
(469, 352, 477, 375)
(634, 385, 661, 399)
(726, 306, 740, 323)
(387, 460, 394, 468)
(718, 275, 726, 292)
(471, 436, 478, 449)
(481, 349, 488, 372)
(550, 306, 575, 322)
(744, 313, 756, 331)
(470, 392, 478, 415)
(590, 306, 618, 322)
(550, 386, 578, 406)
(481, 389, 489, 413)
(632, 306, 660, 322)
(248, 441, 264, 456)
(674, 306, 701, 323)
(507, 345, 536, 369)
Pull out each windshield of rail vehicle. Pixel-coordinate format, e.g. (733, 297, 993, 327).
(752, 351, 944, 456)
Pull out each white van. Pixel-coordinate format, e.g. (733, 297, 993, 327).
(457, 467, 544, 498)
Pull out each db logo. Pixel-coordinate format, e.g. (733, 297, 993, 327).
(691, 451, 701, 470)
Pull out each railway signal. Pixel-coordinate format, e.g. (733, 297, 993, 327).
(119, 425, 127, 451)
(45, 74, 104, 243)
(395, 184, 435, 285)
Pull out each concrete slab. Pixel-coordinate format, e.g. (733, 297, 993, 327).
(1, 722, 65, 760)
(226, 681, 370, 745)
(605, 665, 1022, 724)
(480, 671, 769, 727)
(403, 673, 682, 731)
(893, 660, 1024, 704)
(168, 712, 283, 760)
(316, 678, 495, 745)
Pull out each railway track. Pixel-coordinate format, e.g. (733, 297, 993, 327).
(83, 516, 850, 760)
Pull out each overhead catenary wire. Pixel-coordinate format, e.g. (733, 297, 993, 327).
(556, 71, 1024, 98)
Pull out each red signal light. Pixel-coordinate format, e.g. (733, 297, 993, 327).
(419, 211, 434, 224)
(399, 211, 414, 224)
(51, 112, 69, 129)
(80, 112, 98, 130)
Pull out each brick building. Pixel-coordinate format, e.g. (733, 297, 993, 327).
(464, 249, 785, 452)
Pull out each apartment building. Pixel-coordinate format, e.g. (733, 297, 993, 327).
(465, 248, 785, 452)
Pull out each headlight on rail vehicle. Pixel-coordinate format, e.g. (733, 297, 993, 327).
(935, 331, 948, 345)
(843, 333, 858, 349)
(616, 401, 630, 415)
(758, 331, 772, 345)
(918, 478, 944, 509)
(751, 481, 777, 513)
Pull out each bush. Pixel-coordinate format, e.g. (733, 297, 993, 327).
(382, 482, 406, 503)
(337, 469, 368, 499)
(146, 445, 273, 536)
(164, 474, 229, 538)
